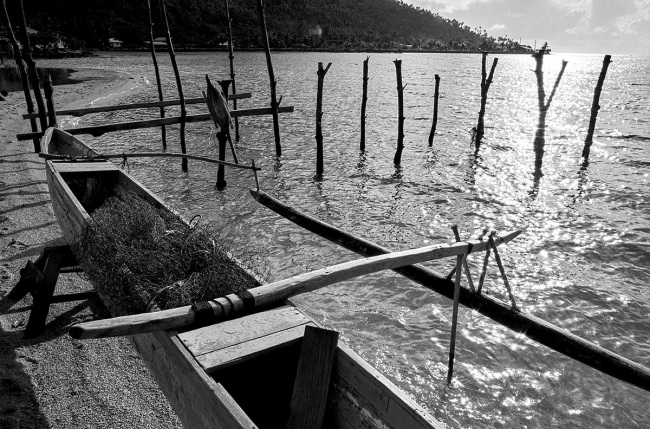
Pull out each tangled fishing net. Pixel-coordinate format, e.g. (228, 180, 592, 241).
(80, 191, 265, 315)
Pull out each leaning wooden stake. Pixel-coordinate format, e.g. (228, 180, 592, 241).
(256, 0, 282, 156)
(147, 0, 167, 148)
(360, 56, 369, 151)
(316, 62, 331, 176)
(224, 0, 240, 141)
(428, 74, 440, 146)
(17, 0, 48, 141)
(393, 59, 405, 165)
(582, 55, 612, 162)
(2, 0, 38, 151)
(447, 226, 464, 385)
(43, 75, 57, 128)
(475, 52, 498, 149)
(160, 0, 188, 170)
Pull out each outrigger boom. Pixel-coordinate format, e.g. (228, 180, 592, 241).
(69, 231, 519, 339)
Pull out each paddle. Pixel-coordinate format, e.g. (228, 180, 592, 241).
(69, 231, 520, 340)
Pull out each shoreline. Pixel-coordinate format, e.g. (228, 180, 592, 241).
(0, 68, 182, 428)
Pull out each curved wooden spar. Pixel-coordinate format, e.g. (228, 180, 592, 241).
(250, 189, 650, 393)
(69, 233, 518, 340)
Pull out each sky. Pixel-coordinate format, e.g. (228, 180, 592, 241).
(405, 0, 650, 55)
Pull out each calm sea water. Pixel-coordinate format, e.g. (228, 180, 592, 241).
(38, 51, 649, 428)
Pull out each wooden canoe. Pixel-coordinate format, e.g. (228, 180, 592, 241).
(42, 127, 446, 429)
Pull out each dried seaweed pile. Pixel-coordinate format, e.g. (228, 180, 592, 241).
(80, 191, 260, 315)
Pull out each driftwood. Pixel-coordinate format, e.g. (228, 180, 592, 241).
(360, 56, 369, 151)
(475, 52, 498, 149)
(147, 0, 167, 148)
(1, 0, 39, 151)
(69, 237, 517, 339)
(22, 95, 251, 120)
(250, 189, 650, 393)
(582, 55, 612, 162)
(315, 62, 332, 176)
(17, 106, 294, 141)
(160, 0, 187, 169)
(393, 59, 405, 165)
(256, 0, 282, 156)
(428, 74, 440, 146)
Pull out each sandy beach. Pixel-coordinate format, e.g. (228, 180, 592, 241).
(0, 68, 182, 428)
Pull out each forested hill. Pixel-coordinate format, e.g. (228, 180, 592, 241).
(11, 0, 494, 51)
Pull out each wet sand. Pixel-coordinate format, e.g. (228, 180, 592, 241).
(0, 68, 182, 428)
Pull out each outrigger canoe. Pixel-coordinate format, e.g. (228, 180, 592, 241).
(43, 127, 455, 428)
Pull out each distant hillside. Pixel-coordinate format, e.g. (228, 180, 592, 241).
(8, 0, 502, 52)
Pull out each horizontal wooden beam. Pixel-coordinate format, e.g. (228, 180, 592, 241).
(40, 152, 260, 171)
(17, 106, 294, 140)
(22, 94, 252, 119)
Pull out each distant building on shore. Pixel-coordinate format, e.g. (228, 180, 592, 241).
(108, 38, 123, 49)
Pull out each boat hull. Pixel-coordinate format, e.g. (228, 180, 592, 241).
(42, 127, 444, 429)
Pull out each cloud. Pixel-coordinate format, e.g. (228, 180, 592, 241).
(614, 0, 650, 34)
(489, 24, 506, 31)
(420, 0, 498, 14)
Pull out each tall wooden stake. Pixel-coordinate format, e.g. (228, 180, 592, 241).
(1, 0, 38, 151)
(216, 131, 227, 189)
(582, 55, 612, 162)
(532, 50, 568, 171)
(147, 0, 166, 149)
(447, 226, 464, 385)
(43, 75, 57, 128)
(224, 0, 240, 141)
(160, 0, 187, 170)
(17, 0, 48, 141)
(428, 74, 440, 146)
(360, 56, 369, 151)
(315, 62, 331, 176)
(475, 52, 498, 149)
(393, 59, 405, 166)
(256, 0, 282, 156)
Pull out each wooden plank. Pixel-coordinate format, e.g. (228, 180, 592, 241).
(46, 164, 90, 244)
(180, 306, 309, 356)
(22, 94, 253, 119)
(251, 188, 650, 393)
(52, 161, 118, 174)
(17, 106, 295, 140)
(326, 342, 445, 429)
(130, 330, 257, 429)
(286, 326, 339, 429)
(196, 323, 313, 374)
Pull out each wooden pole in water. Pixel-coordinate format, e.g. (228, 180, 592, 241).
(582, 55, 612, 162)
(216, 131, 228, 189)
(447, 225, 464, 385)
(360, 56, 369, 151)
(428, 74, 440, 146)
(393, 59, 405, 166)
(224, 0, 240, 141)
(475, 52, 498, 148)
(256, 0, 282, 156)
(147, 0, 167, 149)
(43, 75, 57, 128)
(1, 0, 38, 151)
(17, 0, 48, 144)
(316, 62, 331, 176)
(159, 0, 188, 170)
